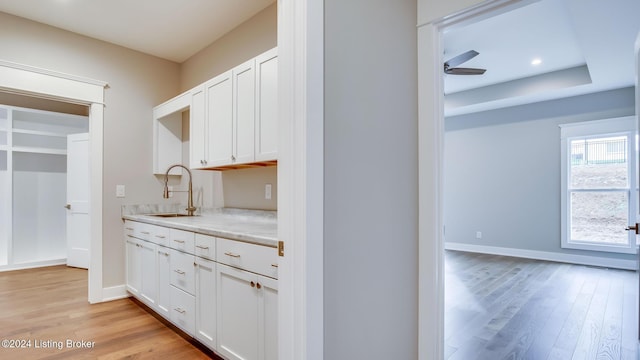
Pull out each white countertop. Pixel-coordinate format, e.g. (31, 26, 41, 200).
(122, 206, 277, 248)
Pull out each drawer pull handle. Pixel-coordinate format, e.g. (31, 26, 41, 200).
(125, 227, 134, 231)
(174, 308, 186, 314)
(155, 235, 166, 239)
(224, 252, 241, 258)
(127, 234, 135, 238)
(174, 269, 185, 275)
(271, 264, 278, 268)
(196, 245, 209, 250)
(141, 231, 150, 235)
(158, 251, 169, 256)
(173, 239, 185, 244)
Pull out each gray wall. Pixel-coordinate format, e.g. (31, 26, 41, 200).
(444, 87, 636, 262)
(180, 3, 278, 211)
(0, 11, 181, 287)
(324, 0, 419, 358)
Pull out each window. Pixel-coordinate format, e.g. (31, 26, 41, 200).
(560, 117, 637, 254)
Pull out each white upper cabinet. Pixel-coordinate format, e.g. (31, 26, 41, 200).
(206, 70, 234, 167)
(233, 59, 256, 165)
(254, 48, 278, 161)
(154, 47, 278, 172)
(190, 84, 206, 168)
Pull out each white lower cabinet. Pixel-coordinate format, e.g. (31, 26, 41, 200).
(195, 256, 217, 350)
(139, 240, 157, 307)
(124, 220, 277, 359)
(125, 235, 141, 296)
(217, 264, 278, 360)
(125, 232, 158, 308)
(156, 246, 172, 319)
(261, 276, 278, 360)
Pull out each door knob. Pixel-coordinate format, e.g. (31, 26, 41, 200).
(625, 223, 638, 234)
(64, 204, 71, 210)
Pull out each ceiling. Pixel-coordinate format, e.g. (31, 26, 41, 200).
(0, 0, 637, 117)
(0, 0, 274, 63)
(443, 0, 640, 116)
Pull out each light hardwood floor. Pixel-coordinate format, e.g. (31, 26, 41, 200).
(0, 265, 220, 360)
(445, 250, 639, 360)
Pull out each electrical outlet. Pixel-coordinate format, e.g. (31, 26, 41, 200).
(265, 184, 272, 200)
(476, 231, 482, 239)
(116, 185, 125, 198)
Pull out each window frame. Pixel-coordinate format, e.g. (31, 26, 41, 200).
(560, 116, 637, 254)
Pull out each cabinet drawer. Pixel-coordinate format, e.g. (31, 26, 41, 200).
(170, 285, 196, 336)
(170, 249, 195, 295)
(216, 238, 278, 279)
(123, 221, 136, 237)
(195, 234, 216, 260)
(150, 225, 170, 247)
(169, 228, 195, 253)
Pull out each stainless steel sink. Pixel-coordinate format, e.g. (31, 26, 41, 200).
(148, 213, 197, 218)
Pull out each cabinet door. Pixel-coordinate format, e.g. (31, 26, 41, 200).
(139, 240, 158, 307)
(233, 59, 255, 165)
(195, 256, 216, 350)
(254, 48, 278, 161)
(206, 70, 234, 167)
(259, 276, 278, 360)
(190, 84, 207, 168)
(156, 246, 172, 319)
(217, 264, 259, 360)
(125, 236, 141, 296)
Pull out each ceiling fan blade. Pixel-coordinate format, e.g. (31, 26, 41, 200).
(444, 67, 486, 75)
(444, 50, 479, 68)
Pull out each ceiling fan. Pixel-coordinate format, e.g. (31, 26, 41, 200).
(444, 50, 486, 75)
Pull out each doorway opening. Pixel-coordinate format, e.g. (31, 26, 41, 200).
(0, 99, 89, 271)
(437, 0, 640, 358)
(0, 60, 107, 303)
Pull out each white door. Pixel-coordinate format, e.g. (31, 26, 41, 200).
(66, 133, 90, 269)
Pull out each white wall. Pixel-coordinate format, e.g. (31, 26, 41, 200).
(444, 87, 636, 263)
(323, 0, 419, 358)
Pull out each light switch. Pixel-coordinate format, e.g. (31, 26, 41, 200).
(116, 185, 125, 198)
(265, 184, 272, 200)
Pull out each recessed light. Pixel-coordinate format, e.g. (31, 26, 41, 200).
(531, 58, 542, 66)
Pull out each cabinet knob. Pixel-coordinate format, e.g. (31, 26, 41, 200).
(250, 281, 255, 288)
(231, 155, 236, 162)
(256, 282, 262, 289)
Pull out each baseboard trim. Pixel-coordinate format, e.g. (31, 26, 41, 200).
(445, 242, 638, 270)
(101, 285, 129, 302)
(0, 259, 66, 272)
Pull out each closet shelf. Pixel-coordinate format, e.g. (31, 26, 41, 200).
(12, 146, 67, 156)
(12, 129, 69, 138)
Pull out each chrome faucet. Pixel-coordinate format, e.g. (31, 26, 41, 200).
(163, 164, 196, 216)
